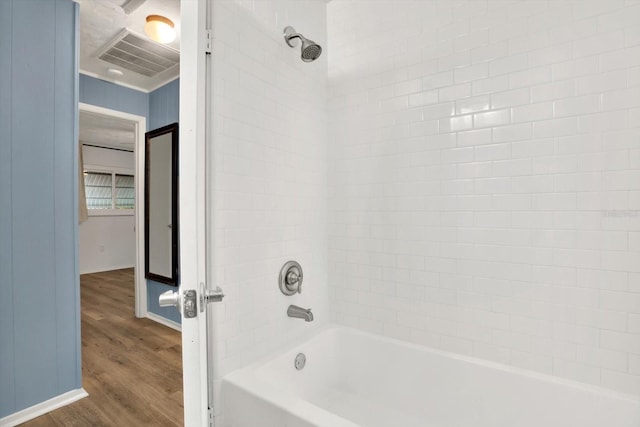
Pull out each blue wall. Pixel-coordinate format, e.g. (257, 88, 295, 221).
(0, 0, 80, 417)
(149, 78, 180, 130)
(79, 75, 181, 324)
(147, 78, 181, 324)
(79, 73, 148, 119)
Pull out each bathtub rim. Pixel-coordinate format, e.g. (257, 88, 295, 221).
(223, 323, 640, 406)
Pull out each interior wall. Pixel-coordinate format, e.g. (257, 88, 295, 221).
(79, 74, 181, 324)
(209, 0, 328, 379)
(0, 0, 80, 418)
(79, 145, 136, 274)
(149, 78, 179, 130)
(327, 0, 640, 396)
(79, 73, 148, 118)
(147, 78, 181, 324)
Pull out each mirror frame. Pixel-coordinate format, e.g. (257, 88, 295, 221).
(144, 122, 179, 286)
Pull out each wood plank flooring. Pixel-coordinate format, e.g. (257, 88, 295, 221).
(21, 269, 183, 426)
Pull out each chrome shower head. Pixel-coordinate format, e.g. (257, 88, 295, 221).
(283, 26, 322, 62)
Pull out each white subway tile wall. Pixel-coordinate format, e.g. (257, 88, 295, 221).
(328, 0, 640, 396)
(210, 0, 328, 379)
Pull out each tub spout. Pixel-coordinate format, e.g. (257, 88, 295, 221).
(287, 305, 314, 322)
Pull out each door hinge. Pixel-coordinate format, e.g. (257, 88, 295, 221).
(205, 29, 213, 54)
(208, 407, 214, 427)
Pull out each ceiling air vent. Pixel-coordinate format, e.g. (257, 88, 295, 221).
(98, 29, 179, 78)
(121, 0, 146, 15)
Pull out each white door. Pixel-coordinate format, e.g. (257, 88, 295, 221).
(162, 0, 216, 426)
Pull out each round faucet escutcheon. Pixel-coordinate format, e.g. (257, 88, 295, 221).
(279, 260, 304, 295)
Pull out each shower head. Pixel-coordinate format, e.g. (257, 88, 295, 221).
(283, 26, 322, 62)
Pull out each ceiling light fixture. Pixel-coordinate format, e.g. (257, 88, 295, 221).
(144, 15, 176, 44)
(107, 68, 124, 77)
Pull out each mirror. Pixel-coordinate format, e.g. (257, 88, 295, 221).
(145, 123, 179, 285)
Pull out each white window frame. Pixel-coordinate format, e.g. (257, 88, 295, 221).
(83, 164, 135, 216)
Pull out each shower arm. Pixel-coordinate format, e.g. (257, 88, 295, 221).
(285, 32, 303, 47)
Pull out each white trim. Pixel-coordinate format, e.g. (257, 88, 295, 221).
(79, 70, 152, 94)
(86, 210, 135, 217)
(83, 164, 134, 175)
(79, 264, 135, 275)
(146, 312, 182, 332)
(0, 388, 88, 427)
(78, 102, 147, 319)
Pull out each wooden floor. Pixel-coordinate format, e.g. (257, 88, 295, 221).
(22, 269, 183, 426)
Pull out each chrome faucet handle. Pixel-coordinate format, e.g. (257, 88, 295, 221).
(279, 261, 304, 295)
(286, 270, 302, 293)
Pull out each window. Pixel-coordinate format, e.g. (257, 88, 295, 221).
(84, 170, 135, 214)
(115, 174, 135, 209)
(84, 172, 113, 209)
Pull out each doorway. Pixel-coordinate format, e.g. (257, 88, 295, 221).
(20, 103, 187, 425)
(78, 103, 148, 317)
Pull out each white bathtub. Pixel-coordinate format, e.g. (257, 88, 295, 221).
(221, 325, 640, 427)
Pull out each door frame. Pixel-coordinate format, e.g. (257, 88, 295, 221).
(179, 0, 210, 425)
(78, 102, 148, 318)
(77, 0, 211, 425)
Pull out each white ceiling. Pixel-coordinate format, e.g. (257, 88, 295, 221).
(80, 111, 136, 151)
(77, 0, 180, 93)
(78, 0, 178, 150)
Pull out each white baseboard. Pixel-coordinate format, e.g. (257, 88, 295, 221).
(146, 312, 182, 332)
(0, 388, 88, 427)
(80, 264, 135, 275)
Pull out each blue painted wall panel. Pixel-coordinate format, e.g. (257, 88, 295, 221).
(0, 0, 80, 417)
(79, 74, 148, 120)
(12, 0, 62, 410)
(54, 0, 82, 393)
(147, 79, 181, 323)
(147, 280, 182, 323)
(0, 0, 16, 417)
(149, 78, 179, 130)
